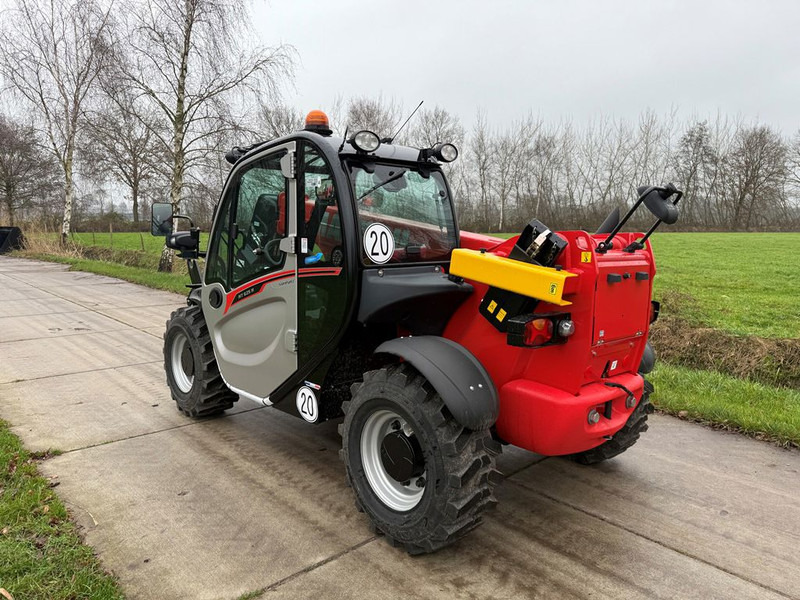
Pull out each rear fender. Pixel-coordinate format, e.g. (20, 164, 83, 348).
(375, 336, 498, 431)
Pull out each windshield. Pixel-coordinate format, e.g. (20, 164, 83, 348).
(348, 162, 457, 265)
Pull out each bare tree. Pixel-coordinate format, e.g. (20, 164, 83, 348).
(469, 110, 495, 231)
(726, 124, 788, 230)
(257, 103, 305, 139)
(83, 88, 162, 223)
(119, 0, 295, 270)
(0, 0, 114, 242)
(345, 95, 402, 138)
(405, 105, 465, 149)
(0, 114, 60, 225)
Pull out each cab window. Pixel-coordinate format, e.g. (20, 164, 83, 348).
(301, 147, 344, 268)
(348, 163, 456, 265)
(298, 143, 347, 364)
(206, 152, 288, 290)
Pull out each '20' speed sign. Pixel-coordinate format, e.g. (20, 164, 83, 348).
(363, 223, 394, 264)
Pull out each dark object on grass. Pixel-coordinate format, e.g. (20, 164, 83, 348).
(0, 227, 24, 254)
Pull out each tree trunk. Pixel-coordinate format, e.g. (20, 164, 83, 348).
(158, 7, 192, 273)
(131, 179, 139, 224)
(61, 153, 74, 246)
(4, 191, 14, 227)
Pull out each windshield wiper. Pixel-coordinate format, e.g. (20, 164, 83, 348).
(357, 169, 407, 201)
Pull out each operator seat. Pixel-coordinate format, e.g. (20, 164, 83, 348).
(251, 193, 278, 241)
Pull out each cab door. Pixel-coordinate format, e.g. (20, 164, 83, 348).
(202, 142, 298, 403)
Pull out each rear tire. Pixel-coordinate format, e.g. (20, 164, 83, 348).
(340, 364, 501, 554)
(567, 378, 654, 465)
(164, 305, 238, 418)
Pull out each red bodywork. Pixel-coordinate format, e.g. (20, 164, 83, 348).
(444, 230, 656, 457)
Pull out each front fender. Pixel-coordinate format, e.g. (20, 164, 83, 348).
(375, 336, 499, 431)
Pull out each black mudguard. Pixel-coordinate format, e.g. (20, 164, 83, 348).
(639, 341, 656, 374)
(375, 336, 499, 431)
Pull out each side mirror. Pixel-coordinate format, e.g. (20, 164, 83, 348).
(151, 203, 174, 236)
(638, 185, 679, 225)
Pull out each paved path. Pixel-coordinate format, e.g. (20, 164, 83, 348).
(1, 255, 798, 600)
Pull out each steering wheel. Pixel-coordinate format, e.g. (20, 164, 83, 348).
(259, 238, 284, 266)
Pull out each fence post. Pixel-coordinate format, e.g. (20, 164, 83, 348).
(140, 233, 145, 251)
(109, 222, 113, 249)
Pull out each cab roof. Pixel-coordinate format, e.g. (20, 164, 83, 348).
(227, 130, 440, 168)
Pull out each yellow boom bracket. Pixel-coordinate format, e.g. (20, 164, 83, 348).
(450, 249, 576, 306)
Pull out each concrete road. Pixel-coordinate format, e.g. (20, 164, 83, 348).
(1, 255, 798, 600)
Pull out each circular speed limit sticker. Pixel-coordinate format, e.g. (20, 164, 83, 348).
(363, 222, 394, 264)
(296, 386, 319, 423)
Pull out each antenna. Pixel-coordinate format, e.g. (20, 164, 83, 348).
(338, 126, 349, 153)
(385, 100, 423, 144)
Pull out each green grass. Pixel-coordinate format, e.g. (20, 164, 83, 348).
(21, 252, 191, 295)
(650, 363, 800, 447)
(0, 420, 123, 599)
(649, 233, 800, 338)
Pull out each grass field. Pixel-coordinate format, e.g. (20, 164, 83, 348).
(0, 420, 122, 600)
(68, 231, 210, 254)
(650, 233, 800, 338)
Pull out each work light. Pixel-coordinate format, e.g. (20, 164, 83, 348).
(434, 143, 458, 162)
(351, 130, 381, 153)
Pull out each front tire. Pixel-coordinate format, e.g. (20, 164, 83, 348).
(164, 305, 238, 418)
(340, 364, 500, 554)
(567, 378, 654, 465)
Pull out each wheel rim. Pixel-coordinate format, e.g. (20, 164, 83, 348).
(360, 409, 425, 512)
(170, 331, 195, 393)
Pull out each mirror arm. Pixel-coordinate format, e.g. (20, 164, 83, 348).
(596, 187, 655, 253)
(172, 214, 195, 228)
(623, 190, 683, 252)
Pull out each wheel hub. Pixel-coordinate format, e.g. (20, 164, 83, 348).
(360, 409, 426, 512)
(380, 430, 425, 483)
(180, 343, 195, 378)
(170, 331, 195, 393)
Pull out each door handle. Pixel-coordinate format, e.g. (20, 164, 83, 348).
(279, 236, 296, 255)
(278, 236, 308, 255)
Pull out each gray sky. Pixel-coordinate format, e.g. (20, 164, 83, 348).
(255, 0, 800, 134)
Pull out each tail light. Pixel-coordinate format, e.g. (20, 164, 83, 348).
(507, 312, 574, 348)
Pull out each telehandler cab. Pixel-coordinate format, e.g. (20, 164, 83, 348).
(151, 110, 681, 554)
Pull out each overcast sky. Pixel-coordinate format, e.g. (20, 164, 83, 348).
(255, 0, 800, 135)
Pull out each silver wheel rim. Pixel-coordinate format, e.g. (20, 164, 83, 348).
(360, 409, 425, 512)
(170, 332, 194, 393)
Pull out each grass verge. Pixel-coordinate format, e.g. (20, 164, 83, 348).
(649, 363, 800, 448)
(0, 420, 123, 600)
(17, 252, 190, 295)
